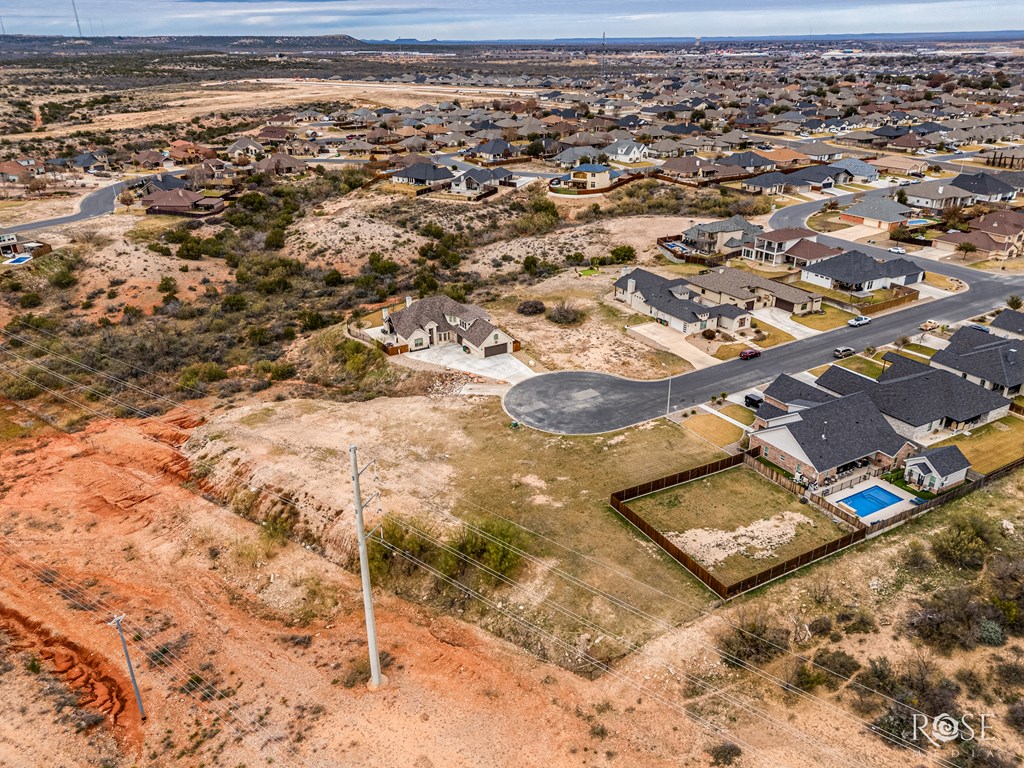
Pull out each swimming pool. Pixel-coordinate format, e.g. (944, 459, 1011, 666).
(2, 255, 32, 266)
(907, 218, 930, 226)
(839, 485, 902, 517)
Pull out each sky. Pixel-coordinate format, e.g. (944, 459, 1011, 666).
(0, 0, 1021, 40)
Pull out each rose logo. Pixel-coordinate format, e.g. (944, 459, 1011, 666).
(931, 714, 961, 743)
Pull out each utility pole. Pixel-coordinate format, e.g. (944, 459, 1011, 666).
(0, 16, 7, 36)
(108, 615, 147, 721)
(349, 445, 383, 688)
(665, 375, 672, 417)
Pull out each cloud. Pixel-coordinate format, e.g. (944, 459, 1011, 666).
(2, 0, 1019, 38)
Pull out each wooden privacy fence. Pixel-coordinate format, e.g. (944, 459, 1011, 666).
(608, 450, 867, 599)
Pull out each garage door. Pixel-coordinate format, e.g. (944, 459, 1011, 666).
(483, 343, 508, 357)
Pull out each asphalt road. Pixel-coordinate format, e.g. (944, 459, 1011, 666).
(2, 181, 128, 235)
(505, 194, 1024, 435)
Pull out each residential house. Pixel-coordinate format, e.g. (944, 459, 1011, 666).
(839, 199, 914, 231)
(0, 232, 50, 260)
(717, 151, 776, 174)
(989, 309, 1024, 340)
(903, 446, 971, 493)
(684, 266, 822, 313)
(226, 137, 265, 162)
(740, 171, 788, 195)
(741, 228, 840, 267)
(253, 153, 306, 176)
(756, 147, 810, 168)
(949, 172, 1017, 204)
(800, 250, 923, 293)
(800, 142, 844, 162)
(612, 268, 752, 334)
(931, 326, 1024, 397)
(469, 139, 515, 163)
(139, 188, 225, 217)
(933, 229, 1010, 260)
(901, 180, 976, 213)
(450, 167, 512, 196)
(968, 209, 1024, 258)
(749, 390, 915, 485)
(815, 354, 1010, 440)
(554, 163, 621, 192)
(867, 155, 928, 176)
(784, 164, 852, 191)
(167, 140, 217, 164)
(391, 162, 455, 187)
(131, 150, 166, 169)
(257, 125, 293, 144)
(829, 158, 880, 183)
(0, 161, 27, 183)
(683, 215, 763, 255)
(379, 295, 517, 358)
(603, 139, 649, 164)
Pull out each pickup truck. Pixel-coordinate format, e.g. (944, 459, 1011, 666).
(919, 320, 940, 332)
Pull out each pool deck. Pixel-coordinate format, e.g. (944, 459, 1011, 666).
(831, 477, 918, 525)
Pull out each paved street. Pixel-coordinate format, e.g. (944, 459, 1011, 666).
(504, 189, 1024, 434)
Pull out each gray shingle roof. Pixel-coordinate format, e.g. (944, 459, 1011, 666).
(816, 353, 1010, 427)
(932, 327, 1024, 389)
(802, 250, 922, 284)
(842, 198, 914, 223)
(780, 392, 911, 472)
(909, 445, 970, 476)
(763, 374, 834, 408)
(614, 268, 748, 324)
(683, 215, 762, 237)
(990, 309, 1024, 336)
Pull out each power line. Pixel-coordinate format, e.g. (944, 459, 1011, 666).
(69, 0, 82, 37)
(0, 332, 959, 756)
(0, 332, 976, 763)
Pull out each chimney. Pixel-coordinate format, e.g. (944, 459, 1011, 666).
(627, 278, 636, 294)
(405, 296, 413, 308)
(381, 307, 389, 320)
(1009, 348, 1019, 365)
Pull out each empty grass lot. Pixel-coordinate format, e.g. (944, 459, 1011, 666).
(628, 467, 850, 585)
(450, 400, 727, 642)
(792, 305, 857, 331)
(683, 413, 744, 447)
(933, 415, 1024, 475)
(806, 210, 854, 233)
(835, 354, 885, 379)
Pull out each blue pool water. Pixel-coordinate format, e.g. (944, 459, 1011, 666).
(907, 218, 930, 226)
(2, 255, 32, 265)
(839, 485, 902, 517)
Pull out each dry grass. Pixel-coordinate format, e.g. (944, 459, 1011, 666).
(971, 258, 1024, 273)
(628, 467, 849, 584)
(792, 305, 857, 331)
(720, 404, 756, 426)
(451, 400, 726, 638)
(751, 320, 796, 348)
(933, 415, 1024, 475)
(924, 272, 961, 291)
(683, 413, 744, 447)
(835, 355, 885, 379)
(806, 210, 853, 233)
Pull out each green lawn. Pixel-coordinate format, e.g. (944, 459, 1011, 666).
(792, 305, 857, 331)
(933, 415, 1024, 475)
(903, 343, 938, 358)
(835, 355, 885, 379)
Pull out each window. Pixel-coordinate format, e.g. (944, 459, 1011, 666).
(414, 338, 424, 347)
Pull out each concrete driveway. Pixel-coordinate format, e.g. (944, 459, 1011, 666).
(751, 308, 818, 340)
(627, 322, 720, 370)
(408, 346, 536, 384)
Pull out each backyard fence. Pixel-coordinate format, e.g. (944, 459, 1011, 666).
(609, 450, 867, 599)
(1010, 402, 1024, 417)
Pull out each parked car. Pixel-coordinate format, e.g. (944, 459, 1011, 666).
(739, 349, 761, 360)
(919, 320, 940, 332)
(924, 149, 938, 154)
(833, 346, 856, 358)
(888, 246, 907, 254)
(898, 180, 912, 186)
(848, 315, 872, 327)
(909, 171, 925, 178)
(744, 392, 764, 409)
